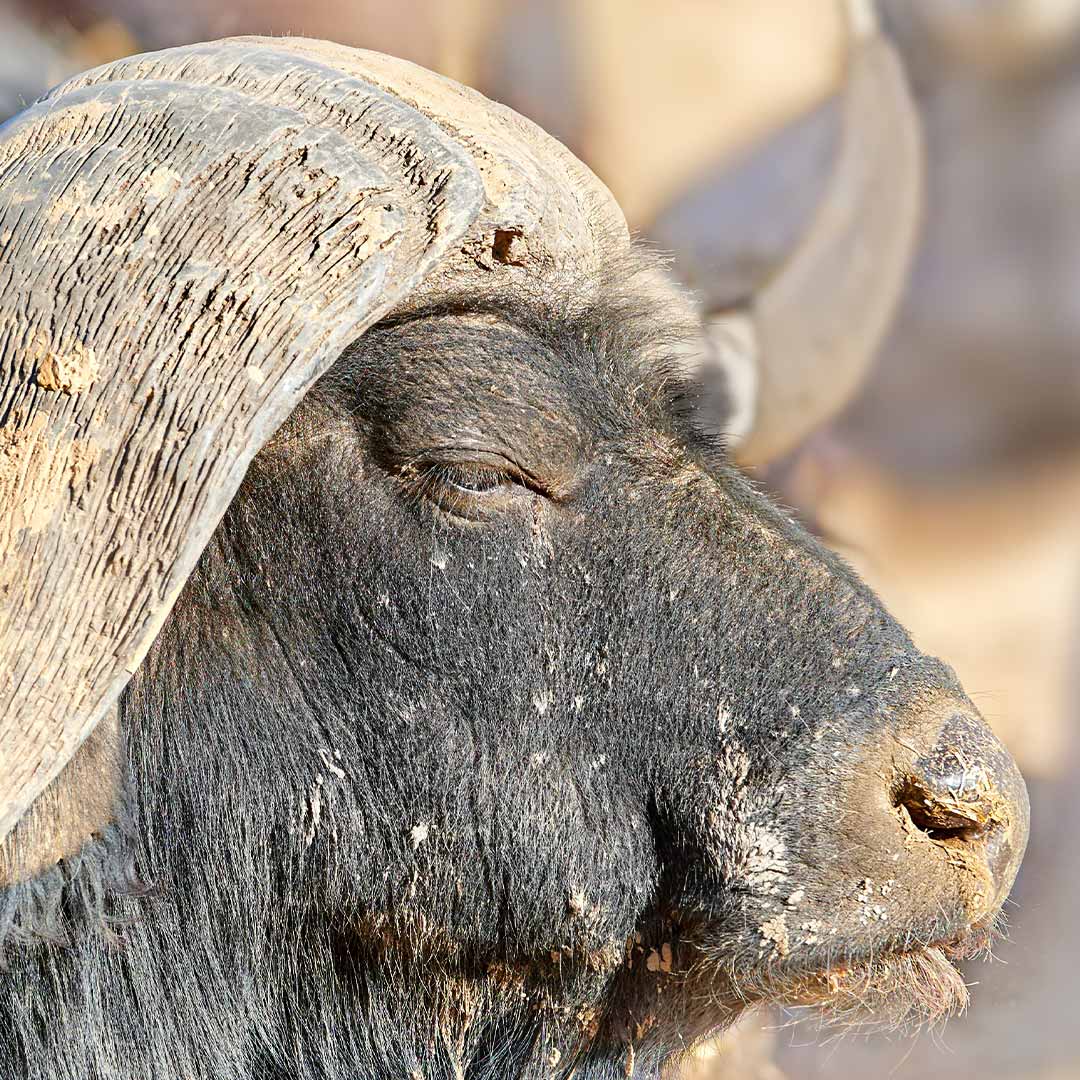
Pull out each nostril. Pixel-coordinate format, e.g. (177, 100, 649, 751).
(885, 707, 1029, 909)
(893, 777, 988, 843)
(891, 712, 1011, 846)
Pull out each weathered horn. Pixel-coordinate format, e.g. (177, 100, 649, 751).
(0, 37, 627, 851)
(718, 0, 924, 465)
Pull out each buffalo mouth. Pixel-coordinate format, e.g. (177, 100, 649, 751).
(690, 916, 1002, 1037)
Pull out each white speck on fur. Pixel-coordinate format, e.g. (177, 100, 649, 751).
(759, 914, 790, 957)
(744, 825, 790, 891)
(304, 774, 325, 848)
(717, 702, 732, 733)
(410, 822, 429, 849)
(318, 748, 346, 780)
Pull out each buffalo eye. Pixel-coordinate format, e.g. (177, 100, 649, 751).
(413, 459, 541, 522)
(439, 463, 509, 496)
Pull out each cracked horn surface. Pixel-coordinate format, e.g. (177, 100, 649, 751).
(0, 36, 629, 846)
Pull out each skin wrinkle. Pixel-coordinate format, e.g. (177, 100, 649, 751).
(0, 247, 1017, 1079)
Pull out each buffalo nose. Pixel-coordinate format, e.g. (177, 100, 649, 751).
(893, 710, 1029, 907)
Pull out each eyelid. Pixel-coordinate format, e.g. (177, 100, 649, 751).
(421, 450, 552, 497)
(436, 462, 512, 494)
(402, 455, 538, 522)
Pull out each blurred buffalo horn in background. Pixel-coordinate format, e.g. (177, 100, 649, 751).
(649, 0, 923, 464)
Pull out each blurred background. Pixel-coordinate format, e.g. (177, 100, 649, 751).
(3, 0, 1078, 1076)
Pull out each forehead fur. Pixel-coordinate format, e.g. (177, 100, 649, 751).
(307, 244, 729, 450)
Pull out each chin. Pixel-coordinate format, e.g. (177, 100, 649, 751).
(677, 914, 1003, 1048)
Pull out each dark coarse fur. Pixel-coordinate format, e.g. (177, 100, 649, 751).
(0, 249, 986, 1079)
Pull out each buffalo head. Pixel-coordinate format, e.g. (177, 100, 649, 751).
(0, 11, 1027, 1080)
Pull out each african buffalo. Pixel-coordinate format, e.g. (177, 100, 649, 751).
(0, 9, 1028, 1080)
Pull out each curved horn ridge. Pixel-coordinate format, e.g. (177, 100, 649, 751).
(231, 38, 631, 291)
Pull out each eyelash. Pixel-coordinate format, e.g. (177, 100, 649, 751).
(410, 460, 530, 520)
(436, 463, 512, 496)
